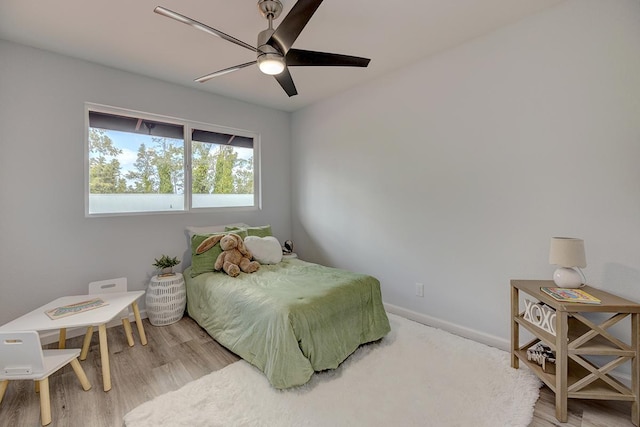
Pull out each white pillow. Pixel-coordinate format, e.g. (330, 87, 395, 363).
(244, 236, 282, 265)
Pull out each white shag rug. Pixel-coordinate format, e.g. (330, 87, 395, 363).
(125, 314, 540, 427)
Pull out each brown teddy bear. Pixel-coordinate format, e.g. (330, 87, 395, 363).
(196, 233, 260, 277)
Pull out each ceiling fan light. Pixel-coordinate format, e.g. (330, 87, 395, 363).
(258, 53, 285, 75)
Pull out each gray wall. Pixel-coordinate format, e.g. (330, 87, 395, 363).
(291, 0, 640, 345)
(0, 40, 292, 325)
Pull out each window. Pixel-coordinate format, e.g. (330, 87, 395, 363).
(191, 127, 255, 209)
(85, 104, 259, 216)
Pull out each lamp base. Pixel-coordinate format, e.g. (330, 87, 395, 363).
(553, 267, 583, 288)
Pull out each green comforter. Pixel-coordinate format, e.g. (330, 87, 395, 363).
(184, 258, 390, 389)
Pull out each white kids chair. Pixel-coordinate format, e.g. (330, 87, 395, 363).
(0, 331, 91, 426)
(80, 277, 134, 360)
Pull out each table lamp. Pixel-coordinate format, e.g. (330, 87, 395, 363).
(549, 237, 586, 288)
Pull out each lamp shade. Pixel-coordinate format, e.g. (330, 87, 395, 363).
(549, 237, 586, 268)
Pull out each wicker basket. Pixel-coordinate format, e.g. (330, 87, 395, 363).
(146, 273, 186, 326)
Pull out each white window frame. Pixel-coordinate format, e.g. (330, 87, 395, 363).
(84, 102, 261, 217)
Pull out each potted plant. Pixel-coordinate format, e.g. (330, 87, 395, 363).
(153, 255, 181, 277)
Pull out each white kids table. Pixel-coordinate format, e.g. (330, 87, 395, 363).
(0, 291, 147, 391)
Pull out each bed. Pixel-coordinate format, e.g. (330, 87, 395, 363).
(184, 256, 390, 389)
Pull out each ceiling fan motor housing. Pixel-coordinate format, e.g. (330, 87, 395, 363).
(257, 28, 285, 75)
(257, 28, 277, 53)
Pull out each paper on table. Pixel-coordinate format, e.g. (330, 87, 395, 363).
(45, 298, 109, 319)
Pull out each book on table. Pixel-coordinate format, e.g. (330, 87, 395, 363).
(45, 298, 109, 319)
(540, 287, 601, 304)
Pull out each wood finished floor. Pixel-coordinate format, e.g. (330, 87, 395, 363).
(0, 316, 635, 426)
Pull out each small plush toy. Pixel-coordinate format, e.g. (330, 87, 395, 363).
(196, 233, 260, 277)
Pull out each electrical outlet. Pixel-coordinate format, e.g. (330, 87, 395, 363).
(415, 283, 424, 297)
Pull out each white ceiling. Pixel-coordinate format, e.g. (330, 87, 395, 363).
(0, 0, 564, 112)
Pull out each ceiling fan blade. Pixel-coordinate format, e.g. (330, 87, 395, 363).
(268, 0, 323, 54)
(286, 49, 370, 67)
(274, 68, 298, 97)
(154, 6, 256, 53)
(195, 61, 257, 83)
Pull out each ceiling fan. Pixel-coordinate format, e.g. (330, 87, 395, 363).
(154, 0, 370, 97)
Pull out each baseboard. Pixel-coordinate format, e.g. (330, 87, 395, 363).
(384, 303, 510, 351)
(39, 309, 148, 345)
(384, 303, 633, 387)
